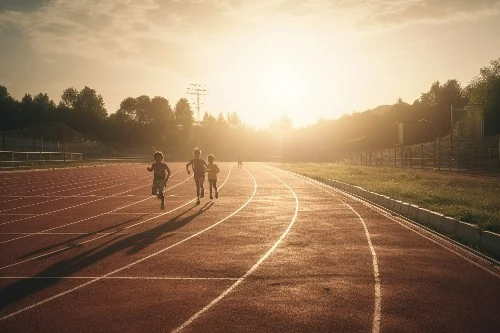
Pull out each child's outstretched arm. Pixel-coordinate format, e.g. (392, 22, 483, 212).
(186, 161, 192, 174)
(147, 164, 154, 172)
(166, 165, 171, 181)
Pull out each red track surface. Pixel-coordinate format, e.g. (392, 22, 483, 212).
(0, 163, 499, 333)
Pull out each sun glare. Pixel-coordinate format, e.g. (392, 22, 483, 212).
(258, 65, 305, 108)
(209, 25, 358, 128)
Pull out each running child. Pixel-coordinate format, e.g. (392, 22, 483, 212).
(207, 154, 220, 199)
(147, 151, 171, 209)
(186, 147, 209, 205)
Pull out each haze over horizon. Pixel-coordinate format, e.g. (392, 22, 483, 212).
(1, 0, 500, 129)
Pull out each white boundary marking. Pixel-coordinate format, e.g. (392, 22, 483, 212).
(336, 188, 500, 279)
(172, 167, 299, 333)
(0, 276, 238, 281)
(0, 175, 151, 227)
(0, 166, 247, 321)
(0, 171, 201, 269)
(0, 172, 184, 243)
(275, 167, 381, 333)
(0, 172, 120, 198)
(0, 175, 136, 210)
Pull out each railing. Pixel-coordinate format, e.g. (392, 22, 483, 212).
(0, 151, 83, 169)
(347, 135, 500, 171)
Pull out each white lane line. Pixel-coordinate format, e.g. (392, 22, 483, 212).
(275, 168, 381, 333)
(0, 232, 130, 236)
(0, 168, 231, 270)
(0, 173, 186, 248)
(0, 172, 183, 243)
(172, 167, 298, 333)
(0, 276, 238, 281)
(0, 169, 182, 231)
(0, 171, 138, 204)
(0, 214, 36, 216)
(343, 203, 381, 333)
(0, 177, 150, 227)
(1, 195, 152, 199)
(331, 186, 500, 279)
(0, 173, 127, 201)
(0, 173, 116, 195)
(0, 176, 144, 213)
(0, 166, 252, 322)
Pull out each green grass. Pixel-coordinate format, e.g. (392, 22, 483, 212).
(278, 163, 500, 234)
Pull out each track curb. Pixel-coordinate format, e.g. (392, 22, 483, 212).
(315, 177, 500, 260)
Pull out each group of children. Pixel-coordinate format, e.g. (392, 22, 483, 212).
(147, 147, 220, 209)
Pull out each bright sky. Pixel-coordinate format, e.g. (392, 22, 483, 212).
(1, 0, 500, 129)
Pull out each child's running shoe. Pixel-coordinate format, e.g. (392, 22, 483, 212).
(161, 198, 165, 210)
(215, 191, 218, 199)
(196, 198, 200, 205)
(210, 194, 213, 199)
(200, 187, 204, 198)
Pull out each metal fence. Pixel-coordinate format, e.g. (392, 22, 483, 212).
(0, 150, 83, 169)
(347, 135, 500, 171)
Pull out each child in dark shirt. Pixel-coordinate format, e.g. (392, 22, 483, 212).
(147, 151, 171, 209)
(186, 147, 209, 205)
(207, 154, 220, 199)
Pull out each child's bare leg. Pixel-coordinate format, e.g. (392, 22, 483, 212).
(200, 178, 205, 198)
(195, 179, 200, 198)
(159, 190, 165, 209)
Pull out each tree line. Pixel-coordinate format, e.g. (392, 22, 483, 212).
(1, 58, 499, 161)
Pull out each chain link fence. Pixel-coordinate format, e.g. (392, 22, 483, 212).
(346, 135, 500, 171)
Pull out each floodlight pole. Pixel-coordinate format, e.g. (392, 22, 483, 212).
(450, 105, 453, 170)
(186, 84, 207, 121)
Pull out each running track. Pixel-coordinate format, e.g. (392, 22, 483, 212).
(0, 163, 499, 333)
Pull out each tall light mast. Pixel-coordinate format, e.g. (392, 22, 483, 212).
(186, 84, 207, 121)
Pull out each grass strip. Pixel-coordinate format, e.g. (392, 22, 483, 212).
(279, 163, 500, 234)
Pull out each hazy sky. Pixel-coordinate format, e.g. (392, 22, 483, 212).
(1, 0, 499, 128)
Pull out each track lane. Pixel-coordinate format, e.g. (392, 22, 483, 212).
(1, 163, 498, 333)
(0, 163, 249, 323)
(275, 166, 500, 333)
(178, 165, 379, 333)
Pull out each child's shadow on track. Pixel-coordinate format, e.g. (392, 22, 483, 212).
(20, 214, 150, 259)
(0, 202, 214, 310)
(126, 201, 214, 255)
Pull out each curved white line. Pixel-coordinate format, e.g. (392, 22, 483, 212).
(0, 166, 245, 322)
(0, 172, 183, 244)
(274, 168, 381, 333)
(341, 201, 381, 333)
(333, 185, 500, 279)
(172, 167, 299, 333)
(0, 169, 231, 269)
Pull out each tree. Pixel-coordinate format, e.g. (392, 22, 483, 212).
(59, 87, 79, 109)
(73, 86, 108, 120)
(227, 112, 241, 129)
(59, 86, 108, 138)
(465, 58, 500, 136)
(413, 80, 467, 138)
(174, 98, 194, 132)
(0, 85, 17, 130)
(201, 112, 217, 129)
